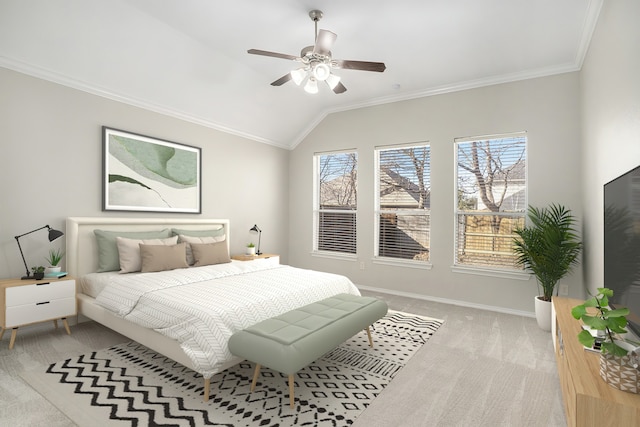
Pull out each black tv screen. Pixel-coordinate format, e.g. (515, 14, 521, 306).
(604, 165, 640, 338)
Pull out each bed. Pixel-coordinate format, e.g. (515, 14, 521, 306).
(66, 217, 360, 401)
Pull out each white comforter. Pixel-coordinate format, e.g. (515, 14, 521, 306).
(94, 261, 360, 378)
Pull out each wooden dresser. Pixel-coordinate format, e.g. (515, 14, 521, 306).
(552, 297, 640, 426)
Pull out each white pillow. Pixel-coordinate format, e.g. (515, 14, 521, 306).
(178, 234, 226, 265)
(116, 235, 179, 273)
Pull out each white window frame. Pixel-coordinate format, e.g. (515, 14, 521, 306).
(312, 149, 358, 260)
(374, 142, 432, 269)
(453, 132, 529, 278)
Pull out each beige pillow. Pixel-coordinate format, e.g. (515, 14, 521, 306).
(140, 243, 189, 273)
(178, 234, 226, 265)
(190, 242, 231, 267)
(116, 235, 178, 273)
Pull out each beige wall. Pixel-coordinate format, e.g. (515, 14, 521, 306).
(581, 0, 640, 294)
(289, 73, 583, 315)
(0, 68, 290, 279)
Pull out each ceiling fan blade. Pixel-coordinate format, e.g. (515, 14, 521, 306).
(270, 73, 292, 86)
(248, 49, 299, 61)
(313, 29, 337, 55)
(331, 81, 347, 94)
(334, 59, 386, 72)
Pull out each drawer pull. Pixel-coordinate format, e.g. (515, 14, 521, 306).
(36, 301, 51, 305)
(36, 282, 51, 286)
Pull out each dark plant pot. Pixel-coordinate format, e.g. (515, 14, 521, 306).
(33, 272, 44, 280)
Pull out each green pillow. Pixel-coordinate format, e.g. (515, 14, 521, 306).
(94, 228, 172, 272)
(171, 228, 225, 238)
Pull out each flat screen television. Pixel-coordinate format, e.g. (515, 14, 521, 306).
(604, 165, 640, 338)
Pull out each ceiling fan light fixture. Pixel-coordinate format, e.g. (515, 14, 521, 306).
(290, 68, 307, 86)
(325, 73, 341, 90)
(312, 63, 331, 81)
(304, 77, 318, 94)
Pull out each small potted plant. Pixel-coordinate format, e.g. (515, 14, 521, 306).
(31, 266, 45, 280)
(44, 248, 64, 274)
(246, 242, 256, 256)
(572, 288, 640, 393)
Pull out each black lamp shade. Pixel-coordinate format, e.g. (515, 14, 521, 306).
(48, 228, 64, 242)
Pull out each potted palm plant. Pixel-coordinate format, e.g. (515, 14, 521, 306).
(513, 203, 582, 331)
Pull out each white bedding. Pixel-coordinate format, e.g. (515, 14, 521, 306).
(93, 261, 360, 378)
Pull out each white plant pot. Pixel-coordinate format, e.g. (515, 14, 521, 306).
(246, 247, 256, 256)
(44, 266, 62, 274)
(535, 296, 552, 331)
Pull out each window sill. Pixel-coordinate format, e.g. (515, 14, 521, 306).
(372, 257, 432, 270)
(451, 264, 531, 281)
(311, 251, 357, 262)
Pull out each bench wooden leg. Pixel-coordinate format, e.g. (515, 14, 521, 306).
(251, 364, 261, 392)
(366, 326, 374, 348)
(203, 377, 210, 402)
(288, 374, 295, 408)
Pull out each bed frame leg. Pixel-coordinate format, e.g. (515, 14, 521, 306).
(366, 326, 374, 348)
(203, 377, 210, 402)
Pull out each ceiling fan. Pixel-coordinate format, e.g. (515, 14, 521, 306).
(248, 10, 386, 94)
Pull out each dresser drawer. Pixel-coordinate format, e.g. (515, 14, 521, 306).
(5, 280, 75, 307)
(5, 297, 76, 327)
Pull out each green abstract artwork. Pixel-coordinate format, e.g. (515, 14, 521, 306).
(103, 127, 201, 213)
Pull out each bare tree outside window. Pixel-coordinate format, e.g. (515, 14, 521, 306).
(315, 152, 357, 254)
(455, 135, 527, 269)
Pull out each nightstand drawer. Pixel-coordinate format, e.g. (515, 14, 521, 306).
(5, 297, 76, 327)
(5, 280, 74, 307)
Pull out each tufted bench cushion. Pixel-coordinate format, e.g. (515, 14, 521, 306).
(228, 293, 388, 407)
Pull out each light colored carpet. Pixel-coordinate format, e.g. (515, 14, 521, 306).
(0, 290, 566, 426)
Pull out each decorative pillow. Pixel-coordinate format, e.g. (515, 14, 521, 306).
(94, 229, 172, 272)
(140, 243, 189, 273)
(190, 242, 231, 267)
(171, 228, 225, 238)
(116, 236, 178, 273)
(178, 234, 226, 265)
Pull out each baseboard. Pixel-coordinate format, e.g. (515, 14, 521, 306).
(356, 284, 535, 318)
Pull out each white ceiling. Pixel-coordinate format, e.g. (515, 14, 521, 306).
(0, 0, 602, 149)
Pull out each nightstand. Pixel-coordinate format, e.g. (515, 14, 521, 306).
(231, 253, 280, 266)
(0, 277, 76, 349)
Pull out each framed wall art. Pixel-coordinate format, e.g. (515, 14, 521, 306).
(102, 127, 201, 213)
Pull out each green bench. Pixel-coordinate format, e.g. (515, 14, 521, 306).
(228, 293, 388, 408)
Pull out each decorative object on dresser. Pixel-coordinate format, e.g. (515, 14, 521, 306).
(14, 224, 64, 280)
(553, 297, 640, 426)
(0, 277, 76, 349)
(31, 266, 45, 280)
(249, 224, 262, 255)
(102, 127, 202, 214)
(44, 248, 64, 275)
(571, 288, 640, 393)
(246, 242, 256, 255)
(513, 204, 582, 331)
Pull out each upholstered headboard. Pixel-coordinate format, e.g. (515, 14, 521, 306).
(66, 217, 230, 277)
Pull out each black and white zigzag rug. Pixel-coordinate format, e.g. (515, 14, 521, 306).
(21, 311, 442, 427)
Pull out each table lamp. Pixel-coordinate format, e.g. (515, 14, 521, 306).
(249, 224, 262, 255)
(15, 224, 64, 279)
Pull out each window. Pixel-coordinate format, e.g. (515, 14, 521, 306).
(313, 150, 357, 255)
(375, 143, 431, 262)
(455, 133, 527, 270)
